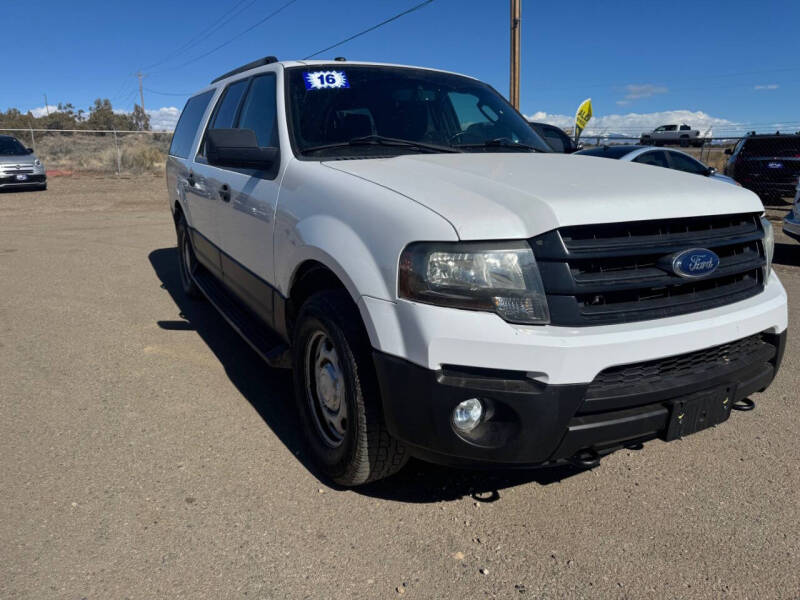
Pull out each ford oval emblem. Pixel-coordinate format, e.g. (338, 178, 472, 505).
(672, 248, 720, 279)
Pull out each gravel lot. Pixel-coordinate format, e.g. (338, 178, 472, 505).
(2, 175, 799, 599)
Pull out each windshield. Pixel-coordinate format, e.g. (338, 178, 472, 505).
(286, 65, 550, 158)
(0, 137, 30, 156)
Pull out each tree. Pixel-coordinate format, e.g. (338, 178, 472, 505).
(131, 104, 150, 131)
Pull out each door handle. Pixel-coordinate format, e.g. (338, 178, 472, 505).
(187, 171, 196, 187)
(219, 184, 231, 202)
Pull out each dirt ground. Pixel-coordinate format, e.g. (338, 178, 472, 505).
(1, 175, 799, 599)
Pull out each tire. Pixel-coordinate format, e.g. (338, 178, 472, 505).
(679, 137, 689, 148)
(176, 213, 202, 299)
(292, 291, 408, 486)
(38, 183, 47, 191)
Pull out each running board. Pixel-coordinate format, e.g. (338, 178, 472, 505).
(192, 266, 291, 369)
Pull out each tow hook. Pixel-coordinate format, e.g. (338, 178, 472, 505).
(568, 450, 601, 469)
(732, 398, 756, 411)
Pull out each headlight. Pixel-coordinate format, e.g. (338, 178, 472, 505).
(398, 241, 550, 325)
(760, 216, 774, 278)
(34, 159, 41, 167)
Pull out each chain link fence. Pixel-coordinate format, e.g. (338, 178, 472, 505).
(578, 134, 800, 202)
(3, 128, 798, 202)
(0, 129, 172, 176)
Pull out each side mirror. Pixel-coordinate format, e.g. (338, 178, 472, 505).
(724, 148, 733, 155)
(706, 167, 717, 176)
(206, 128, 278, 170)
(26, 147, 34, 154)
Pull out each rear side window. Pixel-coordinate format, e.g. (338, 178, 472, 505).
(634, 150, 669, 168)
(169, 91, 214, 158)
(679, 125, 691, 131)
(237, 74, 279, 146)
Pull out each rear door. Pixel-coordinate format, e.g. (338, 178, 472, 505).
(167, 90, 218, 271)
(208, 71, 283, 326)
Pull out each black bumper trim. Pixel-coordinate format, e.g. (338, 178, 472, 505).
(373, 330, 786, 468)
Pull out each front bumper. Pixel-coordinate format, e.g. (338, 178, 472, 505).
(784, 210, 800, 242)
(374, 330, 786, 467)
(0, 173, 46, 189)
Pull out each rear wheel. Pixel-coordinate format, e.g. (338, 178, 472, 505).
(176, 213, 202, 299)
(292, 291, 408, 486)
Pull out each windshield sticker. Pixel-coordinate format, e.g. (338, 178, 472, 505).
(304, 71, 350, 90)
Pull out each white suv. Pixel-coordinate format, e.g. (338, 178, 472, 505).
(166, 57, 788, 485)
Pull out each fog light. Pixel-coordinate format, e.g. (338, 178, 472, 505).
(452, 398, 484, 432)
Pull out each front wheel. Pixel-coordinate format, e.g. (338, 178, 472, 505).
(292, 291, 408, 486)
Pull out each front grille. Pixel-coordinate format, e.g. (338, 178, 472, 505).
(589, 334, 772, 395)
(579, 333, 779, 414)
(1, 168, 34, 174)
(531, 213, 766, 326)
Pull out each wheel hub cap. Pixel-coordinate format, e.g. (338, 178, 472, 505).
(306, 331, 347, 447)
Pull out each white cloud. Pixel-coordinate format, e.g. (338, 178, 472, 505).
(28, 105, 59, 118)
(147, 107, 181, 131)
(525, 109, 737, 137)
(754, 84, 779, 91)
(617, 83, 668, 105)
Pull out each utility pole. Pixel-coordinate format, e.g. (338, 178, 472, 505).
(136, 71, 146, 112)
(509, 0, 521, 110)
(43, 94, 50, 116)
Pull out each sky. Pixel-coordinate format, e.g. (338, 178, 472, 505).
(4, 0, 800, 134)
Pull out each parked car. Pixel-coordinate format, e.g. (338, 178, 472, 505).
(0, 135, 46, 191)
(783, 177, 800, 243)
(167, 57, 786, 486)
(528, 121, 578, 153)
(725, 132, 800, 202)
(575, 144, 737, 184)
(640, 124, 703, 147)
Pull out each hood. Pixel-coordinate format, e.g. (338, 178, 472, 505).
(324, 153, 764, 239)
(0, 154, 36, 166)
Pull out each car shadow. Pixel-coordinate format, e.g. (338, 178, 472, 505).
(149, 247, 590, 503)
(774, 242, 800, 267)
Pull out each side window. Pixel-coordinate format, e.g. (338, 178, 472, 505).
(664, 125, 677, 132)
(679, 125, 691, 131)
(211, 79, 249, 129)
(169, 91, 214, 158)
(668, 151, 708, 175)
(237, 73, 279, 147)
(633, 150, 670, 168)
(198, 79, 249, 158)
(540, 129, 565, 152)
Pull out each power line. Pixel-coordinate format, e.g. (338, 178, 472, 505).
(141, 0, 256, 71)
(303, 0, 435, 60)
(153, 0, 300, 74)
(144, 87, 193, 97)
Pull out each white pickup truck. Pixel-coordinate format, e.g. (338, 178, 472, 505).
(166, 57, 787, 485)
(640, 124, 704, 147)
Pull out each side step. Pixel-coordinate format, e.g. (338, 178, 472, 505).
(192, 266, 291, 369)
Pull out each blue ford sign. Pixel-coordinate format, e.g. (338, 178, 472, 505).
(672, 248, 720, 278)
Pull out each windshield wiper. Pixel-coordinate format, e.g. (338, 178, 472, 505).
(301, 134, 462, 155)
(454, 138, 542, 152)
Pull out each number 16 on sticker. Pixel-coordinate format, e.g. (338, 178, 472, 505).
(304, 71, 349, 90)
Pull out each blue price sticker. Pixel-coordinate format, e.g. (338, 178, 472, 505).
(304, 71, 350, 90)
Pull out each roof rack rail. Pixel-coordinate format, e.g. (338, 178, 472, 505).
(211, 56, 278, 84)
